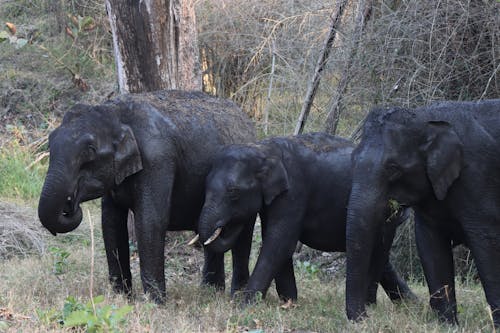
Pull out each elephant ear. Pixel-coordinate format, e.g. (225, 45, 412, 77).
(422, 121, 463, 200)
(257, 156, 290, 205)
(114, 125, 143, 185)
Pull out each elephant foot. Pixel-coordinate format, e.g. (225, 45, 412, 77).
(430, 301, 458, 325)
(201, 272, 226, 292)
(143, 282, 167, 305)
(346, 303, 368, 322)
(278, 292, 297, 303)
(110, 276, 133, 297)
(232, 289, 263, 308)
(201, 279, 225, 293)
(230, 280, 248, 298)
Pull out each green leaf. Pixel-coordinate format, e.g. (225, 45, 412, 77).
(93, 295, 105, 304)
(81, 16, 95, 30)
(112, 305, 133, 321)
(86, 295, 104, 307)
(15, 38, 27, 48)
(0, 31, 9, 42)
(64, 310, 93, 327)
(63, 296, 83, 318)
(0, 321, 9, 330)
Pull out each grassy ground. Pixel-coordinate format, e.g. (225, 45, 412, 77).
(0, 143, 493, 332)
(0, 198, 495, 332)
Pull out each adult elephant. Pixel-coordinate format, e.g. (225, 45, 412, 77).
(38, 90, 255, 303)
(345, 99, 500, 326)
(198, 133, 415, 304)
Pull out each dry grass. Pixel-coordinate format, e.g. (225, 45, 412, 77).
(0, 202, 494, 332)
(0, 201, 46, 259)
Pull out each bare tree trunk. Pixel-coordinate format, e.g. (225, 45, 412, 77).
(106, 0, 201, 242)
(294, 0, 349, 135)
(324, 0, 373, 135)
(106, 0, 201, 93)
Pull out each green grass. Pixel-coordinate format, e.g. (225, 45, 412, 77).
(0, 140, 47, 200)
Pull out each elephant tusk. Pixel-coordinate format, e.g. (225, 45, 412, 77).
(204, 227, 222, 246)
(187, 234, 200, 246)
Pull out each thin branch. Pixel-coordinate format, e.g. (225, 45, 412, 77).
(294, 0, 349, 135)
(324, 0, 373, 135)
(263, 41, 276, 135)
(480, 62, 500, 100)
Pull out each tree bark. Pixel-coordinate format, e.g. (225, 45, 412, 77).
(294, 0, 349, 135)
(106, 0, 201, 93)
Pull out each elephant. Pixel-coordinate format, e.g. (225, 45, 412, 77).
(38, 90, 255, 303)
(198, 132, 415, 305)
(344, 99, 500, 326)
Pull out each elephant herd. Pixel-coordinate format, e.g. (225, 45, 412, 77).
(37, 90, 500, 327)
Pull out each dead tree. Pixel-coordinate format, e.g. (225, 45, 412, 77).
(324, 0, 373, 135)
(106, 0, 201, 93)
(294, 0, 349, 135)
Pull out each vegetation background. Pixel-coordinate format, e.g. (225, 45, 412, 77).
(0, 0, 498, 331)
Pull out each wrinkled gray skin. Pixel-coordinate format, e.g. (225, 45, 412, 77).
(199, 132, 415, 304)
(38, 90, 255, 303)
(345, 99, 500, 326)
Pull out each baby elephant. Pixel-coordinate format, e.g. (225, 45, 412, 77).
(198, 132, 415, 304)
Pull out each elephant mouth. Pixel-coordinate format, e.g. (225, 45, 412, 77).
(202, 220, 245, 252)
(62, 185, 84, 218)
(62, 196, 77, 217)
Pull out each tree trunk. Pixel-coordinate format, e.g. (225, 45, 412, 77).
(294, 0, 349, 135)
(105, 0, 201, 93)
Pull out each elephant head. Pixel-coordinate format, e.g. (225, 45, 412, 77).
(345, 107, 463, 320)
(198, 144, 289, 252)
(38, 103, 143, 235)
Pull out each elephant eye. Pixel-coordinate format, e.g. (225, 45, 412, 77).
(82, 145, 97, 162)
(227, 187, 240, 201)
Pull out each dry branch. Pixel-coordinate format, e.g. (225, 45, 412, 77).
(294, 0, 349, 135)
(324, 0, 373, 135)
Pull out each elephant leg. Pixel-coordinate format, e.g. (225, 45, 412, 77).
(379, 261, 417, 302)
(202, 249, 225, 290)
(230, 216, 256, 296)
(133, 172, 173, 304)
(464, 223, 500, 327)
(101, 194, 132, 296)
(274, 258, 298, 302)
(243, 213, 300, 304)
(415, 215, 457, 325)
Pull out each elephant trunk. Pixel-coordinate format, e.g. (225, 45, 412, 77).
(38, 164, 82, 235)
(345, 179, 386, 321)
